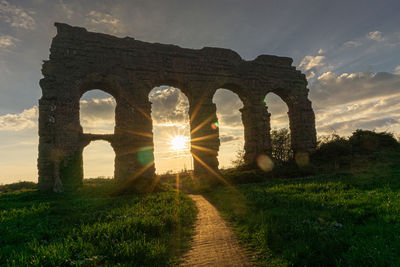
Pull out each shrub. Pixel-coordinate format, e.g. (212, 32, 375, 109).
(313, 134, 352, 168)
(312, 130, 400, 172)
(349, 129, 399, 153)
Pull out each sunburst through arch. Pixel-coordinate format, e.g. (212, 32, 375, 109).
(148, 86, 194, 174)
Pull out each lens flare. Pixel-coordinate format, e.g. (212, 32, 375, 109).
(257, 154, 274, 172)
(211, 121, 219, 130)
(137, 146, 153, 166)
(295, 152, 309, 167)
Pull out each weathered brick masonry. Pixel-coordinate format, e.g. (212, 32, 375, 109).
(38, 23, 316, 191)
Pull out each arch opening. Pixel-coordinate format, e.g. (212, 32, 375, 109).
(79, 89, 116, 134)
(82, 140, 115, 179)
(148, 86, 193, 174)
(212, 88, 245, 169)
(265, 92, 292, 163)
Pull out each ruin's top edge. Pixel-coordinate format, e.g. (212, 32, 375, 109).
(53, 22, 293, 66)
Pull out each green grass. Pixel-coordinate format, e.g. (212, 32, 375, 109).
(0, 179, 197, 266)
(206, 165, 400, 266)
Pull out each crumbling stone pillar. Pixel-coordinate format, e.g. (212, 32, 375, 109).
(240, 95, 272, 165)
(288, 97, 317, 155)
(188, 95, 220, 175)
(38, 86, 83, 191)
(38, 98, 58, 191)
(114, 97, 156, 181)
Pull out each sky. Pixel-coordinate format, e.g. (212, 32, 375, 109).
(0, 0, 400, 183)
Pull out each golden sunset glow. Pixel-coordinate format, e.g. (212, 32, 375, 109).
(169, 135, 190, 152)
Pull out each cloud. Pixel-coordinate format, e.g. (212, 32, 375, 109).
(80, 97, 116, 121)
(149, 87, 189, 125)
(0, 0, 36, 29)
(87, 10, 124, 34)
(80, 97, 116, 133)
(299, 55, 326, 72)
(306, 71, 316, 80)
(395, 65, 400, 75)
(311, 71, 400, 108)
(0, 35, 18, 48)
(213, 89, 244, 128)
(367, 30, 385, 42)
(298, 53, 333, 80)
(344, 40, 362, 47)
(0, 106, 38, 131)
(219, 134, 239, 143)
(317, 116, 399, 135)
(59, 0, 74, 19)
(311, 71, 400, 135)
(265, 93, 290, 129)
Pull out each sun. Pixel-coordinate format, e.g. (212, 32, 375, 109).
(170, 135, 189, 152)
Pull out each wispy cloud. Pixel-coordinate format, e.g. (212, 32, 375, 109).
(298, 52, 333, 80)
(315, 93, 400, 135)
(299, 55, 326, 71)
(395, 65, 400, 75)
(344, 30, 400, 48)
(219, 134, 240, 143)
(59, 0, 74, 19)
(311, 71, 400, 135)
(0, 106, 38, 131)
(0, 0, 36, 29)
(367, 30, 386, 42)
(311, 71, 400, 108)
(80, 97, 116, 133)
(0, 35, 18, 49)
(87, 10, 124, 34)
(343, 40, 362, 47)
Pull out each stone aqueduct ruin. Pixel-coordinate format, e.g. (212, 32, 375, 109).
(38, 23, 317, 191)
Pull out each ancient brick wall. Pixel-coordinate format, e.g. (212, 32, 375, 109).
(38, 23, 316, 191)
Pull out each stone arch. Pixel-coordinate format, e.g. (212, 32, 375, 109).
(268, 87, 317, 157)
(264, 92, 292, 162)
(82, 140, 115, 179)
(77, 73, 123, 99)
(148, 85, 193, 173)
(212, 88, 245, 168)
(79, 89, 116, 134)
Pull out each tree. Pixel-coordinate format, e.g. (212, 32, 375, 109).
(271, 128, 293, 163)
(231, 149, 245, 168)
(231, 128, 293, 168)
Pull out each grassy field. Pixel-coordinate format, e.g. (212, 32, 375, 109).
(206, 164, 400, 266)
(0, 179, 197, 266)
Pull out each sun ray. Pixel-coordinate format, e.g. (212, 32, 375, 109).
(116, 145, 154, 157)
(149, 174, 162, 193)
(111, 160, 155, 195)
(190, 152, 231, 186)
(190, 133, 219, 142)
(126, 101, 152, 120)
(189, 96, 205, 123)
(122, 129, 153, 138)
(190, 144, 218, 155)
(190, 113, 217, 135)
(190, 152, 247, 199)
